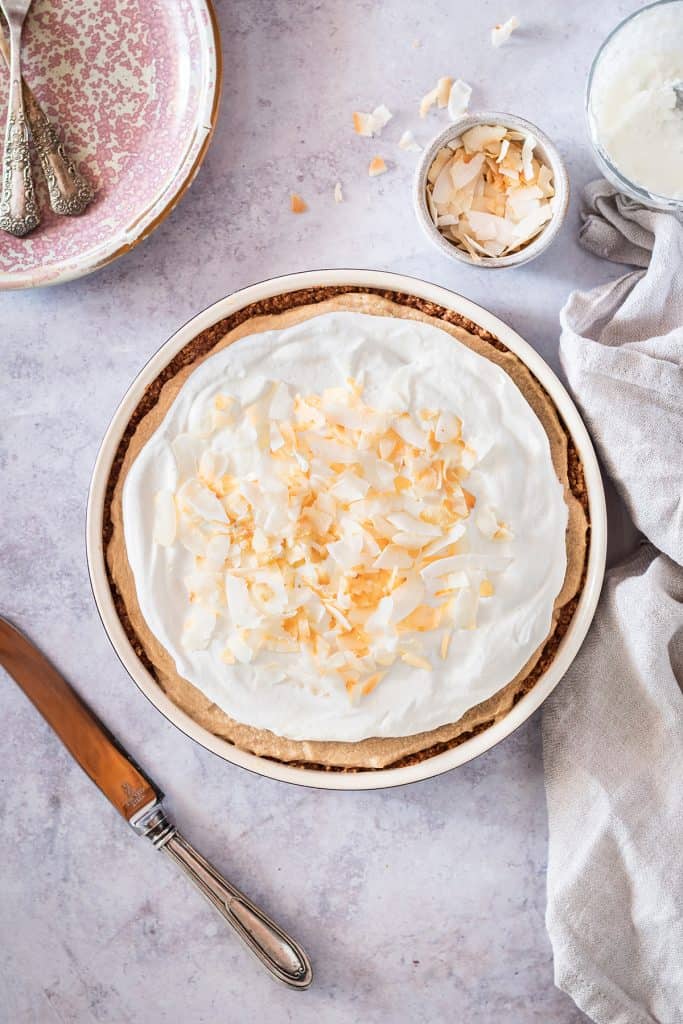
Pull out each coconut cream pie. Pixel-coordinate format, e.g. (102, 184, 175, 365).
(105, 289, 588, 770)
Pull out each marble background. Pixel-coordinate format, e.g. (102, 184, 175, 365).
(1, 1, 642, 1021)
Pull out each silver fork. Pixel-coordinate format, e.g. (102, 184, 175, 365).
(0, 29, 94, 217)
(0, 0, 38, 236)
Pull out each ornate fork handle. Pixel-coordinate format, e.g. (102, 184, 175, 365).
(0, 29, 93, 218)
(0, 17, 38, 236)
(25, 96, 94, 216)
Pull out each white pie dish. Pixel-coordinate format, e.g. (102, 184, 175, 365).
(86, 270, 607, 791)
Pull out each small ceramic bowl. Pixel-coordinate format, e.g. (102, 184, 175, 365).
(414, 111, 570, 269)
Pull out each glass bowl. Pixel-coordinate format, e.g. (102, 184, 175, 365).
(585, 0, 683, 213)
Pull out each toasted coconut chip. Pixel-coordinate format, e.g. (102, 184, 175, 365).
(177, 479, 228, 523)
(400, 651, 432, 670)
(371, 104, 393, 131)
(230, 631, 255, 664)
(512, 203, 553, 247)
(204, 534, 232, 570)
(353, 104, 393, 137)
(393, 414, 430, 448)
(452, 151, 486, 190)
(491, 15, 520, 47)
(422, 523, 466, 558)
(334, 181, 344, 203)
(521, 133, 536, 181)
(225, 575, 262, 629)
(290, 193, 307, 214)
(447, 79, 472, 120)
(436, 76, 453, 108)
(361, 671, 385, 696)
(353, 111, 374, 136)
(374, 545, 414, 570)
(475, 505, 502, 539)
(387, 512, 441, 537)
(427, 147, 452, 183)
(398, 129, 421, 153)
(419, 86, 440, 118)
(368, 155, 388, 177)
(537, 164, 555, 198)
(424, 124, 555, 260)
(171, 433, 203, 478)
(462, 124, 507, 153)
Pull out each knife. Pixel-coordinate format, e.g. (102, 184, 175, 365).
(0, 616, 312, 989)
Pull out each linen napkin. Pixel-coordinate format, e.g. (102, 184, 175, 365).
(542, 180, 683, 1024)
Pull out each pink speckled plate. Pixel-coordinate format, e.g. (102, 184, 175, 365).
(0, 0, 221, 290)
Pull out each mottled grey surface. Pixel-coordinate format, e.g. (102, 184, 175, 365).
(0, 1, 640, 1021)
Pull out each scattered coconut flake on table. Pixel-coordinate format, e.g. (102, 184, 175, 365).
(353, 104, 393, 137)
(491, 15, 520, 47)
(155, 379, 514, 700)
(421, 77, 471, 120)
(290, 193, 307, 213)
(424, 124, 554, 258)
(334, 182, 343, 203)
(436, 77, 452, 108)
(398, 130, 422, 152)
(447, 79, 472, 120)
(368, 156, 388, 177)
(419, 81, 441, 118)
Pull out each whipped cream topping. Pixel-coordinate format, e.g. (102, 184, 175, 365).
(123, 312, 567, 742)
(589, 2, 683, 201)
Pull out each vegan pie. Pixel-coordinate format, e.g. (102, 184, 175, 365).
(105, 288, 588, 770)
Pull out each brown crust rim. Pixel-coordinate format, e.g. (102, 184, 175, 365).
(102, 285, 590, 772)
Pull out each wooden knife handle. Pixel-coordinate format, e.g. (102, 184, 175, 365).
(0, 618, 158, 820)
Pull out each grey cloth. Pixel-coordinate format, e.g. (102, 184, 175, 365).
(560, 181, 683, 564)
(543, 180, 683, 1024)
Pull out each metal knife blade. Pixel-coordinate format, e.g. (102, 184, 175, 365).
(0, 616, 313, 988)
(0, 616, 159, 821)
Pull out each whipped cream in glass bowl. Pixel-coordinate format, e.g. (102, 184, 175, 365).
(586, 0, 683, 211)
